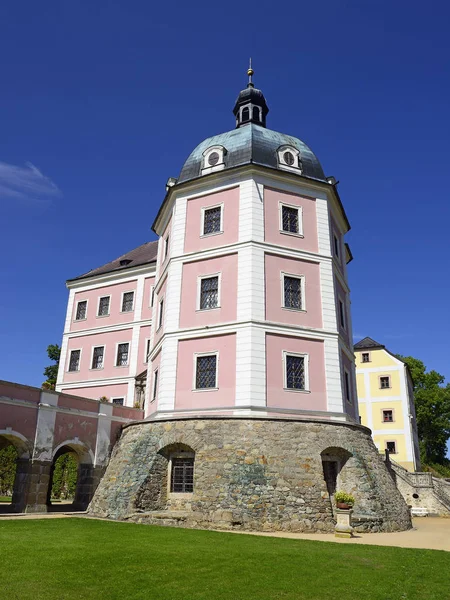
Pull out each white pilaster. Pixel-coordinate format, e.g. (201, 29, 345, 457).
(94, 402, 113, 467)
(170, 196, 187, 259)
(399, 364, 414, 464)
(33, 391, 58, 461)
(164, 260, 183, 333)
(319, 259, 338, 332)
(134, 275, 145, 322)
(316, 197, 332, 256)
(235, 326, 266, 407)
(237, 245, 265, 322)
(239, 178, 264, 243)
(324, 337, 344, 413)
(154, 337, 178, 413)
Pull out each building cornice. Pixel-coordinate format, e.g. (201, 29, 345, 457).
(67, 262, 156, 290)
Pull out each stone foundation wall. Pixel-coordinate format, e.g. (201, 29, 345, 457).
(88, 417, 412, 533)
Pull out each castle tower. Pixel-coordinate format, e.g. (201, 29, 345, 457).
(89, 70, 411, 533)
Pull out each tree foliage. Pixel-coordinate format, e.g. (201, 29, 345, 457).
(43, 343, 61, 389)
(0, 444, 18, 496)
(51, 453, 78, 500)
(397, 355, 450, 465)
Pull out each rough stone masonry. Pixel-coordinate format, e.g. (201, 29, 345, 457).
(88, 417, 412, 533)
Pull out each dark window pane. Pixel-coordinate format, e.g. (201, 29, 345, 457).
(196, 355, 217, 389)
(69, 350, 80, 372)
(208, 152, 220, 166)
(252, 107, 260, 122)
(122, 292, 134, 312)
(286, 355, 305, 390)
(170, 458, 194, 493)
(91, 346, 104, 369)
(383, 410, 393, 422)
(344, 372, 350, 401)
(283, 151, 295, 166)
(98, 297, 110, 316)
(112, 398, 124, 405)
(76, 301, 87, 320)
(203, 206, 221, 235)
(116, 343, 129, 366)
(242, 107, 250, 121)
(380, 377, 390, 389)
(386, 442, 396, 454)
(284, 276, 301, 309)
(362, 353, 370, 363)
(152, 370, 158, 400)
(282, 206, 299, 233)
(200, 276, 219, 310)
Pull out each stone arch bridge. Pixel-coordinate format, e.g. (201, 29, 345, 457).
(0, 380, 143, 513)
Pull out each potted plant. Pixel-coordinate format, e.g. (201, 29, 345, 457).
(334, 491, 355, 510)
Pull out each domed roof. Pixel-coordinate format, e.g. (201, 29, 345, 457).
(178, 123, 326, 183)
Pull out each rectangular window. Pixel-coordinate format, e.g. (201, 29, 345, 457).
(91, 346, 104, 369)
(195, 354, 217, 389)
(145, 339, 151, 363)
(334, 235, 340, 259)
(285, 354, 306, 390)
(170, 457, 194, 493)
(203, 206, 222, 235)
(121, 291, 134, 312)
(112, 398, 124, 406)
(152, 370, 159, 401)
(116, 343, 129, 366)
(283, 275, 302, 310)
(150, 286, 155, 307)
(281, 205, 299, 234)
(200, 276, 219, 310)
(344, 370, 351, 403)
(75, 301, 87, 321)
(164, 236, 169, 259)
(68, 350, 81, 372)
(386, 441, 397, 454)
(361, 352, 370, 363)
(158, 299, 164, 329)
(383, 410, 394, 423)
(380, 376, 391, 389)
(339, 300, 346, 329)
(97, 296, 110, 317)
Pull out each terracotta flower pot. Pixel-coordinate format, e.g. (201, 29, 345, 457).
(336, 502, 352, 510)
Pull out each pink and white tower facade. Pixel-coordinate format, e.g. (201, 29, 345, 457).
(146, 72, 357, 424)
(89, 71, 410, 532)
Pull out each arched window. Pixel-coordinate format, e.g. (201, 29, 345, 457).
(252, 106, 260, 122)
(171, 456, 194, 493)
(242, 107, 250, 122)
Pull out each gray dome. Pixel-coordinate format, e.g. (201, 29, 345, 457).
(178, 123, 326, 183)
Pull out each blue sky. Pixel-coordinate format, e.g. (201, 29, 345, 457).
(1, 1, 449, 388)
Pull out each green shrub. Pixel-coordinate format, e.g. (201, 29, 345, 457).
(334, 491, 355, 505)
(0, 445, 18, 496)
(51, 453, 78, 500)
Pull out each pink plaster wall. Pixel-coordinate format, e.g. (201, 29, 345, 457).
(266, 333, 326, 411)
(53, 412, 98, 454)
(58, 395, 99, 413)
(137, 325, 151, 368)
(179, 254, 238, 329)
(341, 352, 358, 420)
(141, 276, 156, 321)
(184, 187, 240, 254)
(264, 253, 322, 328)
(63, 383, 129, 403)
(264, 188, 318, 253)
(0, 382, 41, 404)
(71, 280, 138, 332)
(63, 329, 133, 383)
(0, 404, 38, 444)
(153, 278, 167, 347)
(175, 334, 236, 410)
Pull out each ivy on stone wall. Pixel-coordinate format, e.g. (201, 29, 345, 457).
(0, 445, 18, 496)
(51, 453, 78, 500)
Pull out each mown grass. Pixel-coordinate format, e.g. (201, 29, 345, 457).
(1, 518, 449, 600)
(0, 495, 11, 502)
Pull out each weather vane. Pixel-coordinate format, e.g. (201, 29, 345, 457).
(247, 58, 254, 87)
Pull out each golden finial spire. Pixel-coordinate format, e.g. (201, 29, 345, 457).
(247, 58, 254, 87)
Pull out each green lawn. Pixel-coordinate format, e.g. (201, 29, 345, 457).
(1, 518, 449, 600)
(0, 495, 11, 502)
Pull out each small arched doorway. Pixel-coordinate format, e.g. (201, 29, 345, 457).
(0, 431, 31, 513)
(321, 447, 353, 498)
(47, 442, 94, 512)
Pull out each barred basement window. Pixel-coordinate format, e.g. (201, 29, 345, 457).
(91, 346, 104, 369)
(286, 354, 306, 390)
(203, 206, 222, 235)
(170, 457, 194, 493)
(283, 275, 302, 309)
(68, 350, 80, 372)
(122, 291, 134, 312)
(200, 276, 219, 310)
(116, 343, 129, 366)
(195, 354, 217, 389)
(281, 205, 299, 234)
(75, 301, 87, 321)
(380, 376, 391, 389)
(112, 398, 124, 405)
(383, 410, 394, 423)
(386, 441, 397, 454)
(98, 296, 110, 316)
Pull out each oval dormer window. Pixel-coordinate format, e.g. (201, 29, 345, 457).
(202, 145, 227, 174)
(283, 151, 295, 166)
(208, 152, 220, 166)
(277, 145, 301, 172)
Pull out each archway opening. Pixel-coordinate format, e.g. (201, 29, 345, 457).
(321, 447, 352, 499)
(47, 448, 79, 511)
(0, 437, 19, 512)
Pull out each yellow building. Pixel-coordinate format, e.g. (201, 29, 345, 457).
(355, 337, 421, 472)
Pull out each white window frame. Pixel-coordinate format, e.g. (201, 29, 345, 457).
(379, 375, 391, 389)
(144, 338, 151, 364)
(97, 295, 111, 318)
(90, 345, 105, 370)
(151, 368, 159, 402)
(67, 348, 82, 372)
(157, 298, 164, 330)
(277, 145, 301, 174)
(74, 299, 88, 322)
(200, 203, 224, 237)
(282, 351, 310, 393)
(111, 397, 125, 406)
(361, 352, 371, 363)
(281, 272, 306, 312)
(385, 440, 397, 454)
(338, 297, 346, 330)
(120, 290, 135, 313)
(150, 285, 155, 307)
(193, 351, 219, 392)
(343, 368, 352, 404)
(279, 202, 304, 237)
(201, 145, 226, 175)
(115, 341, 130, 367)
(197, 273, 221, 311)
